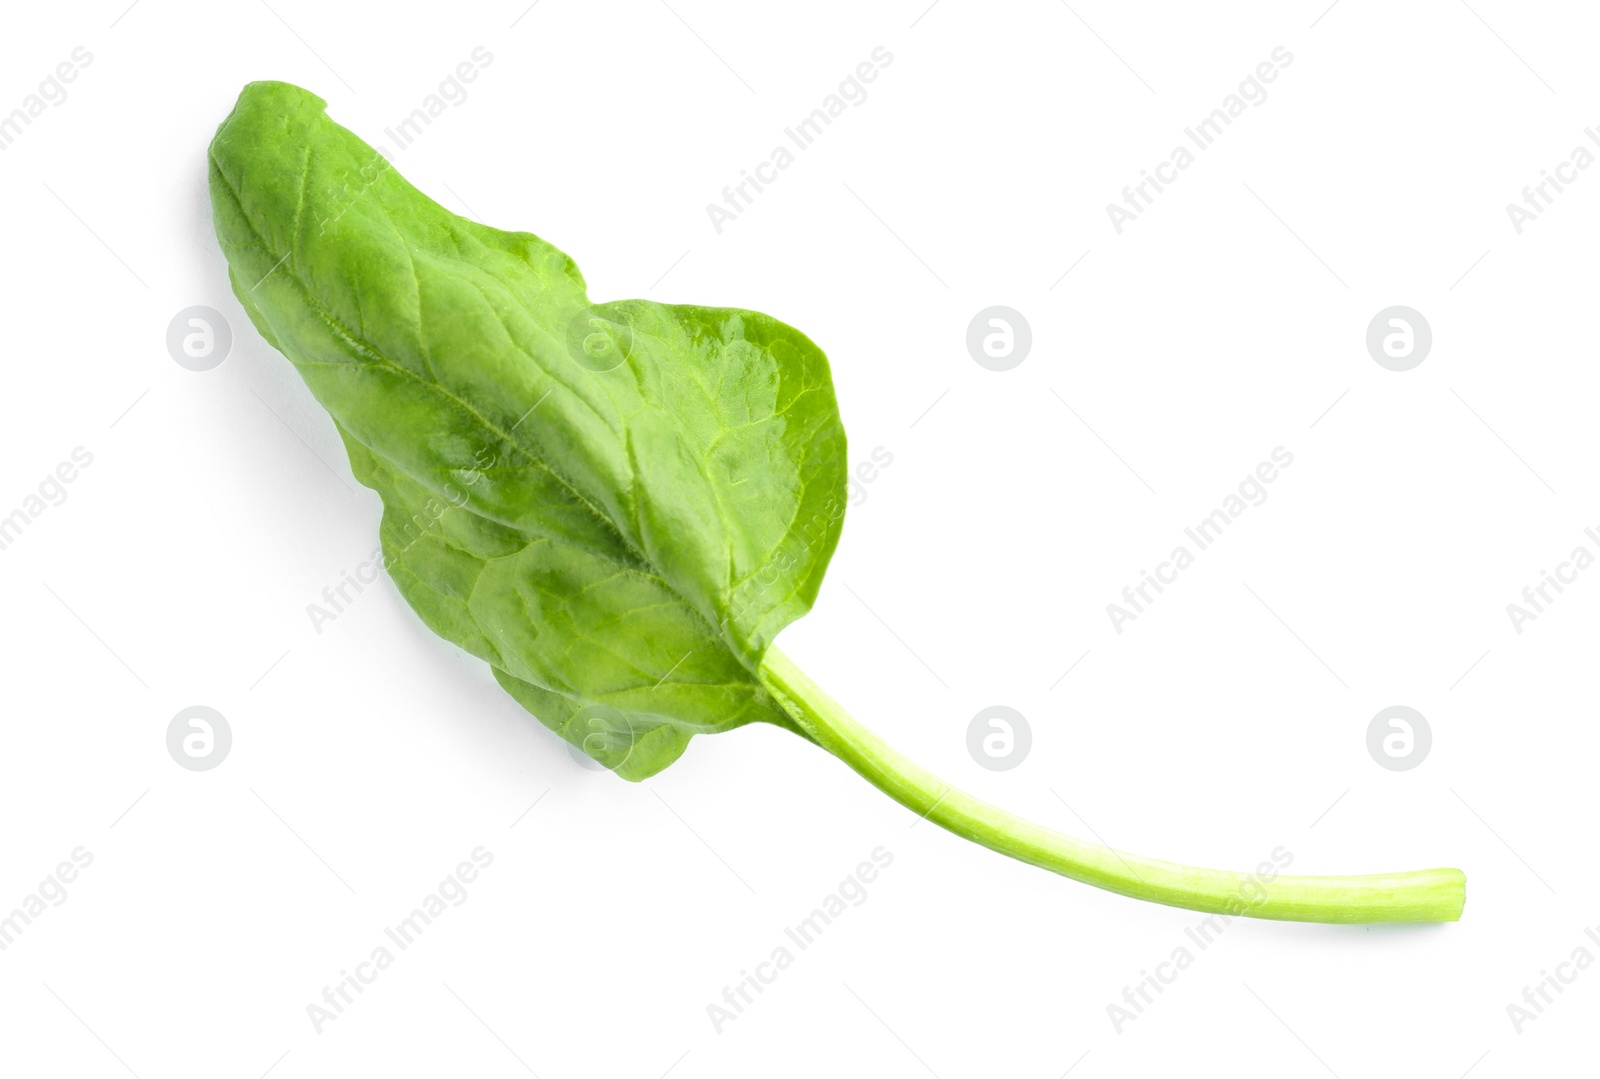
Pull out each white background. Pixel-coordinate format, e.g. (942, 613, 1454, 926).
(1, 0, 1596, 1075)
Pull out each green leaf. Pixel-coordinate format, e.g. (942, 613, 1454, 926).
(209, 80, 1466, 924)
(209, 81, 847, 778)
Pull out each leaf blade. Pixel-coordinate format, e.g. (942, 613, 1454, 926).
(210, 81, 847, 775)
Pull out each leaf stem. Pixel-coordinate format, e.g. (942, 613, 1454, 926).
(759, 648, 1465, 924)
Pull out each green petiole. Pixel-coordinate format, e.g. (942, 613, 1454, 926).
(760, 647, 1466, 925)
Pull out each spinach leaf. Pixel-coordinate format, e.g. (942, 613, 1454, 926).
(210, 81, 841, 779)
(209, 81, 1465, 922)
